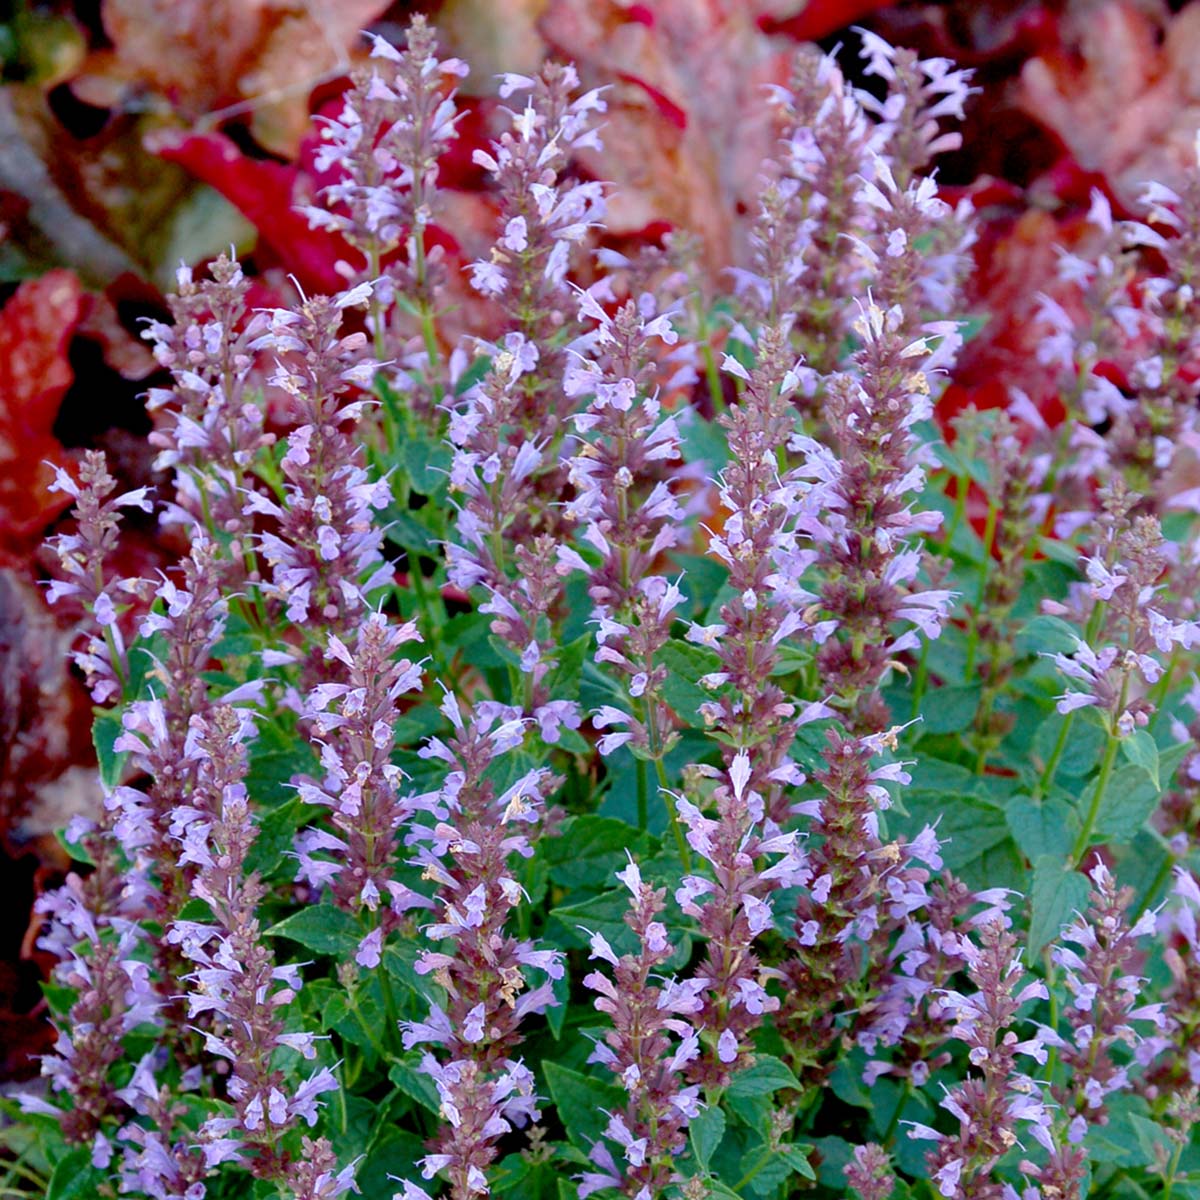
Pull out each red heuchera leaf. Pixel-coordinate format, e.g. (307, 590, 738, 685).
(756, 0, 894, 41)
(0, 270, 82, 564)
(1019, 0, 1200, 204)
(150, 129, 353, 296)
(538, 0, 792, 265)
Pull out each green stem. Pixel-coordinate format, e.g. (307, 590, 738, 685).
(1071, 722, 1121, 866)
(963, 500, 999, 680)
(1033, 712, 1075, 801)
(701, 341, 725, 418)
(1131, 852, 1178, 921)
(636, 757, 649, 833)
(655, 755, 690, 872)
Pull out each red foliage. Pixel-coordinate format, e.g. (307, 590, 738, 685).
(0, 271, 83, 566)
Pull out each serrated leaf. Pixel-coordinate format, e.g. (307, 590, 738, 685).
(778, 1143, 816, 1180)
(659, 640, 720, 726)
(387, 1059, 440, 1114)
(543, 1062, 623, 1151)
(1005, 795, 1076, 862)
(727, 1054, 799, 1098)
(689, 1104, 726, 1172)
(895, 793, 1009, 871)
(1120, 728, 1159, 788)
(543, 815, 656, 892)
(1091, 765, 1160, 842)
(92, 709, 126, 790)
(1028, 855, 1091, 956)
(920, 685, 982, 735)
(265, 904, 361, 957)
(1033, 711, 1106, 780)
(1014, 614, 1080, 656)
(47, 1147, 101, 1199)
(544, 634, 590, 704)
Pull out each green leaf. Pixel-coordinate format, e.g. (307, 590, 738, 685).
(810, 1136, 855, 1187)
(47, 1147, 101, 1200)
(543, 815, 656, 892)
(543, 1062, 623, 1151)
(355, 1128, 427, 1197)
(778, 1143, 816, 1181)
(92, 709, 126, 790)
(1028, 855, 1091, 956)
(1120, 728, 1160, 788)
(919, 685, 982, 735)
(1005, 795, 1076, 862)
(689, 1105, 726, 1172)
(387, 1058, 440, 1114)
(245, 797, 307, 879)
(544, 634, 590, 704)
(895, 793, 1009, 872)
(659, 641, 720, 726)
(1033, 711, 1106, 780)
(265, 904, 361, 957)
(403, 436, 452, 497)
(727, 1054, 799, 1098)
(1014, 614, 1080, 656)
(678, 407, 730, 474)
(1091, 765, 1160, 841)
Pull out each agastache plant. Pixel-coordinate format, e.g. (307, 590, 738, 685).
(908, 921, 1052, 1200)
(24, 20, 1200, 1200)
(168, 702, 348, 1194)
(141, 254, 273, 547)
(294, 610, 428, 963)
(249, 283, 393, 657)
(397, 694, 559, 1199)
(787, 301, 957, 729)
(563, 288, 692, 823)
(445, 63, 607, 722)
(45, 450, 153, 704)
(580, 859, 704, 1199)
(303, 15, 466, 427)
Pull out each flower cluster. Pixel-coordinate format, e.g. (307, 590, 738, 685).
(787, 303, 957, 728)
(25, 19, 1200, 1200)
(166, 703, 347, 1191)
(581, 860, 703, 1198)
(398, 693, 559, 1198)
(140, 254, 273, 542)
(44, 450, 153, 703)
(294, 611, 428, 958)
(249, 285, 393, 648)
(909, 922, 1052, 1200)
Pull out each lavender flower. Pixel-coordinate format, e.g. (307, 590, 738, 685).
(249, 285, 393, 651)
(45, 449, 153, 703)
(1040, 861, 1168, 1143)
(169, 703, 347, 1188)
(398, 694, 559, 1198)
(294, 610, 429, 955)
(778, 727, 943, 1078)
(563, 290, 694, 768)
(580, 860, 703, 1198)
(1043, 487, 1199, 741)
(673, 750, 810, 1081)
(1144, 868, 1200, 1098)
(27, 816, 156, 1152)
(909, 922, 1052, 1200)
(444, 62, 608, 725)
(141, 254, 273, 542)
(855, 30, 976, 184)
(784, 302, 958, 729)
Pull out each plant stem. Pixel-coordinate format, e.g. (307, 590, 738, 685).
(1071, 722, 1121, 866)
